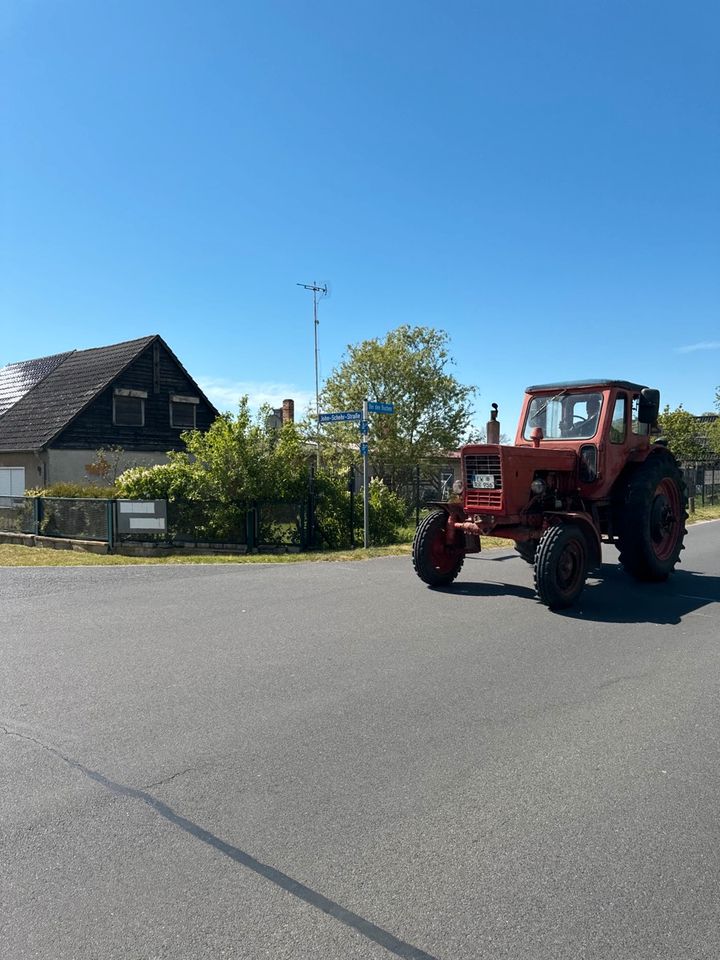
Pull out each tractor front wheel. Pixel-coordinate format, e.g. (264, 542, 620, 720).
(534, 524, 588, 610)
(412, 510, 465, 587)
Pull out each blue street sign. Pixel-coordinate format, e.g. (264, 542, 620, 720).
(360, 442, 369, 456)
(359, 419, 369, 434)
(367, 401, 394, 414)
(318, 410, 362, 423)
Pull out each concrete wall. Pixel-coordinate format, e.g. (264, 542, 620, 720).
(46, 449, 170, 485)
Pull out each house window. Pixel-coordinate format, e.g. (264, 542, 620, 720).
(170, 394, 199, 429)
(113, 389, 146, 426)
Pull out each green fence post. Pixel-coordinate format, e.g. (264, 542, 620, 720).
(106, 500, 115, 552)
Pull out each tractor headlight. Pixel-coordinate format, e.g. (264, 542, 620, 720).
(452, 479, 464, 495)
(531, 478, 546, 496)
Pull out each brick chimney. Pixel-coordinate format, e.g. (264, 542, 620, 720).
(282, 398, 294, 424)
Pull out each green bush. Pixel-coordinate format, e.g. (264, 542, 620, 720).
(314, 470, 353, 548)
(313, 473, 408, 548)
(367, 477, 409, 544)
(25, 483, 118, 499)
(114, 460, 199, 502)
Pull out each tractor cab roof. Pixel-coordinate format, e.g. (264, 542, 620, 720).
(525, 379, 648, 393)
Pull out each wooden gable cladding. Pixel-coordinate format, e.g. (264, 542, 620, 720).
(53, 340, 216, 451)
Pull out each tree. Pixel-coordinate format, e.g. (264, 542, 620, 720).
(657, 404, 715, 461)
(319, 326, 475, 487)
(117, 397, 310, 504)
(707, 414, 720, 457)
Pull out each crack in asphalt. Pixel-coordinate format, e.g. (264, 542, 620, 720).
(141, 766, 196, 789)
(1, 724, 439, 960)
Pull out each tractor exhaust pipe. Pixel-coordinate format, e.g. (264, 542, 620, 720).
(487, 403, 500, 444)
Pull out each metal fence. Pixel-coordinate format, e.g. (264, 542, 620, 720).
(0, 496, 36, 534)
(161, 499, 307, 549)
(681, 460, 720, 507)
(41, 497, 113, 541)
(0, 496, 310, 550)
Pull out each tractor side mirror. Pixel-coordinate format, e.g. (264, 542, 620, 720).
(638, 388, 660, 424)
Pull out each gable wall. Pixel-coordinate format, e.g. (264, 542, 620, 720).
(52, 341, 216, 452)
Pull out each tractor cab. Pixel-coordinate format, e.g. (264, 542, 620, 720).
(514, 380, 661, 499)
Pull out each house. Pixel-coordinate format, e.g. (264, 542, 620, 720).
(0, 335, 218, 493)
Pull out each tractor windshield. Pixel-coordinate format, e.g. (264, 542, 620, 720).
(523, 391, 603, 440)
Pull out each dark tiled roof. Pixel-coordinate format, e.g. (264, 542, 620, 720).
(0, 336, 155, 451)
(0, 351, 73, 416)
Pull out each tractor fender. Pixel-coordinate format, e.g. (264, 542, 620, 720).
(609, 443, 680, 516)
(543, 511, 602, 570)
(425, 500, 464, 514)
(421, 502, 468, 548)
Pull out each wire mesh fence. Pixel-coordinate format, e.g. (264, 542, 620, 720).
(39, 497, 112, 541)
(0, 496, 313, 549)
(681, 460, 720, 507)
(119, 499, 308, 549)
(162, 500, 249, 546)
(0, 496, 36, 534)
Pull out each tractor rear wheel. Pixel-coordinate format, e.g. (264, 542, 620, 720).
(412, 510, 465, 586)
(534, 524, 588, 610)
(616, 451, 688, 581)
(514, 541, 537, 564)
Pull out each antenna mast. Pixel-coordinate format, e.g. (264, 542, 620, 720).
(297, 281, 328, 469)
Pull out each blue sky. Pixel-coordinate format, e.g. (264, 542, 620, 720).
(1, 0, 718, 433)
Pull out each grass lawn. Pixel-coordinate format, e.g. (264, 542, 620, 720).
(0, 536, 515, 567)
(688, 503, 720, 523)
(0, 543, 415, 567)
(0, 508, 716, 567)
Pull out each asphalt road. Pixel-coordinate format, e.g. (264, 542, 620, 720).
(2, 521, 719, 960)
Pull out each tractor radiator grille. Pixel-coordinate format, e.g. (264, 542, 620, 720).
(464, 453, 503, 509)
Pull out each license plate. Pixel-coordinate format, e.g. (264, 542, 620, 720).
(472, 474, 495, 489)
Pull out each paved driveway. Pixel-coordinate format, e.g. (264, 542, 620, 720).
(2, 523, 719, 959)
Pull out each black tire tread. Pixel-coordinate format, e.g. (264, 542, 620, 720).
(616, 450, 688, 582)
(534, 523, 588, 610)
(412, 510, 465, 587)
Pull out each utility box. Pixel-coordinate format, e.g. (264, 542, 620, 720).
(115, 500, 167, 536)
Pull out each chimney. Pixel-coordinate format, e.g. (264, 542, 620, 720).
(282, 399, 295, 424)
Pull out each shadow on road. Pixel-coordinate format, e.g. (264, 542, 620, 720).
(562, 566, 720, 625)
(436, 560, 720, 625)
(437, 580, 538, 602)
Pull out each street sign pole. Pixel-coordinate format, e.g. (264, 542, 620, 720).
(319, 401, 393, 550)
(362, 398, 369, 548)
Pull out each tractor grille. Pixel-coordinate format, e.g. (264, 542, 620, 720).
(464, 453, 503, 509)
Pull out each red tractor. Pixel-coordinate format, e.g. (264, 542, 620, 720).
(412, 381, 688, 609)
